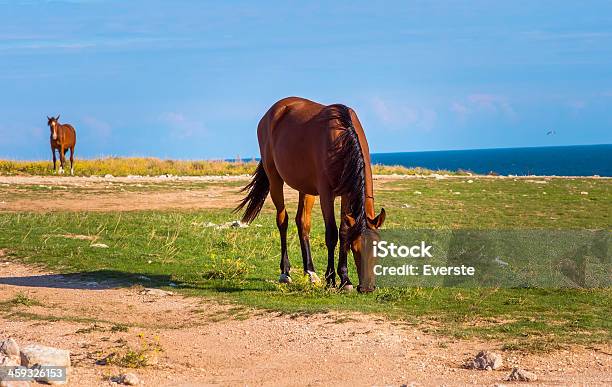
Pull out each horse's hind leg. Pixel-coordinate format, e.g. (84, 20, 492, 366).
(267, 168, 291, 283)
(296, 192, 319, 283)
(69, 146, 75, 175)
(58, 146, 65, 174)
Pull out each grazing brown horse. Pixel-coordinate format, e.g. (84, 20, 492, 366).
(47, 115, 76, 175)
(236, 97, 385, 292)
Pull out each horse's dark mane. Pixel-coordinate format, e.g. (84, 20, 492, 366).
(328, 104, 366, 247)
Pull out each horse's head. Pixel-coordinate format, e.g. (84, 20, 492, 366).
(47, 115, 60, 140)
(346, 208, 386, 293)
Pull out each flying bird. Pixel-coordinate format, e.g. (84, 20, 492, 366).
(546, 130, 556, 136)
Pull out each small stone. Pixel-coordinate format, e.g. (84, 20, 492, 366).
(580, 191, 588, 195)
(465, 350, 503, 370)
(120, 373, 140, 385)
(104, 174, 114, 178)
(90, 243, 109, 248)
(140, 288, 173, 297)
(0, 338, 20, 362)
(506, 367, 537, 382)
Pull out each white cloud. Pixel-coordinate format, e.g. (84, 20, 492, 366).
(81, 115, 112, 140)
(450, 93, 517, 120)
(159, 112, 206, 140)
(370, 97, 436, 131)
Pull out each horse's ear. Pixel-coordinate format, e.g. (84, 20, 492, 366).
(47, 116, 50, 120)
(56, 114, 60, 120)
(369, 208, 386, 229)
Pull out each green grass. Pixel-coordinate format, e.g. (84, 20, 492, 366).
(1, 293, 43, 307)
(0, 157, 465, 177)
(0, 177, 610, 351)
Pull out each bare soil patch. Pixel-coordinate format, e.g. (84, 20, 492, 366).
(0, 262, 610, 386)
(0, 175, 291, 212)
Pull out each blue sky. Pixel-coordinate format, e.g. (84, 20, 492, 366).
(1, 0, 611, 160)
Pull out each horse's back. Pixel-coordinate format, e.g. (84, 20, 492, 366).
(258, 97, 349, 194)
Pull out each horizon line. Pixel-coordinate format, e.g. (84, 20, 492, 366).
(1, 143, 610, 162)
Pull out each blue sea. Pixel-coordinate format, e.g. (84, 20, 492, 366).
(370, 144, 611, 176)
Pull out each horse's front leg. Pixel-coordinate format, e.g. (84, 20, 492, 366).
(320, 192, 338, 287)
(338, 196, 354, 290)
(51, 148, 57, 173)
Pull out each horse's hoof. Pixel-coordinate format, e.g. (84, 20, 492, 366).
(279, 273, 292, 284)
(341, 284, 354, 292)
(357, 285, 376, 293)
(306, 271, 320, 284)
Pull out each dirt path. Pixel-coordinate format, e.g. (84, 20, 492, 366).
(1, 262, 610, 386)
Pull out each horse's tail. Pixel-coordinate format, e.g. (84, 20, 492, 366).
(234, 161, 270, 223)
(329, 104, 367, 247)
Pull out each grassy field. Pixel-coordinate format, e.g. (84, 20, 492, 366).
(0, 177, 610, 352)
(0, 157, 461, 177)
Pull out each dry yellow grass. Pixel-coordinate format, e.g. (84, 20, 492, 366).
(0, 157, 459, 176)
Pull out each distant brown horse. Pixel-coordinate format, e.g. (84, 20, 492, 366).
(47, 115, 76, 175)
(236, 97, 385, 292)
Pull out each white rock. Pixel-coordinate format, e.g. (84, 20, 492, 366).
(506, 367, 537, 382)
(20, 344, 70, 385)
(466, 350, 503, 370)
(0, 354, 18, 365)
(0, 339, 20, 362)
(90, 243, 109, 248)
(104, 174, 114, 179)
(120, 373, 140, 385)
(580, 191, 588, 195)
(140, 288, 173, 297)
(0, 380, 31, 387)
(20, 345, 70, 368)
(215, 220, 248, 229)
